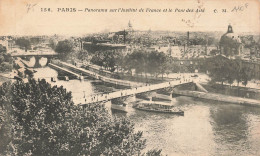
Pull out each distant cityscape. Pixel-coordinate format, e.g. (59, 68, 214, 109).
(1, 22, 259, 79)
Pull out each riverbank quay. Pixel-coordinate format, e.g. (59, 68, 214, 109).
(201, 83, 260, 100)
(172, 89, 260, 107)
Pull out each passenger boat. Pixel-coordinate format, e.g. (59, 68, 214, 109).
(132, 100, 184, 115)
(110, 98, 128, 113)
(111, 103, 127, 113)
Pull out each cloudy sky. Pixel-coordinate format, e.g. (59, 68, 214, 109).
(0, 0, 259, 35)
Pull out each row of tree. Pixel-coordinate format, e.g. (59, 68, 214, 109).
(15, 38, 31, 51)
(53, 39, 177, 79)
(0, 45, 13, 72)
(0, 79, 162, 155)
(89, 49, 172, 79)
(90, 50, 123, 72)
(122, 50, 171, 79)
(205, 55, 250, 87)
(55, 39, 74, 60)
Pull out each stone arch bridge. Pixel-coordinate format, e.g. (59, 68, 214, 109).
(11, 52, 58, 67)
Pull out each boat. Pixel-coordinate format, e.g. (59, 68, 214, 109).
(111, 98, 128, 113)
(132, 100, 184, 115)
(111, 103, 127, 113)
(51, 77, 57, 82)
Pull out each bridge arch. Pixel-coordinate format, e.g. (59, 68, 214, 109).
(11, 52, 58, 67)
(19, 56, 51, 68)
(34, 56, 49, 67)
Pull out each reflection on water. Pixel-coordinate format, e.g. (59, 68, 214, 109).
(210, 105, 260, 156)
(34, 67, 260, 156)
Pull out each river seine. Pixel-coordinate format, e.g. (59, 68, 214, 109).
(34, 67, 260, 156)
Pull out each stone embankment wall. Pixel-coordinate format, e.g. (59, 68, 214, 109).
(173, 89, 260, 107)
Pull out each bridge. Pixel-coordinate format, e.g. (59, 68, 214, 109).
(11, 51, 58, 67)
(48, 63, 83, 80)
(48, 60, 209, 106)
(75, 80, 194, 105)
(50, 60, 143, 87)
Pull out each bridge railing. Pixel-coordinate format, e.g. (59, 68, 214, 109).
(54, 61, 143, 87)
(76, 80, 193, 105)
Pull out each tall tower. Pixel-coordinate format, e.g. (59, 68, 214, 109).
(187, 31, 190, 46)
(227, 24, 233, 33)
(127, 20, 133, 32)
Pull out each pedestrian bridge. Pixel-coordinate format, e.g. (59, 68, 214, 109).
(75, 80, 194, 105)
(48, 60, 208, 105)
(50, 61, 143, 87)
(49, 63, 83, 80)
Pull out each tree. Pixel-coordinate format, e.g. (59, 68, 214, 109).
(49, 38, 58, 50)
(0, 44, 7, 53)
(157, 52, 168, 79)
(225, 60, 237, 86)
(0, 79, 147, 155)
(142, 149, 163, 156)
(123, 50, 171, 79)
(123, 50, 147, 76)
(241, 74, 248, 87)
(204, 55, 252, 88)
(147, 51, 159, 77)
(90, 50, 123, 72)
(15, 38, 31, 52)
(122, 53, 134, 75)
(77, 50, 89, 62)
(210, 49, 219, 56)
(90, 51, 105, 67)
(55, 40, 74, 60)
(0, 62, 12, 72)
(147, 51, 168, 79)
(205, 55, 231, 85)
(3, 53, 12, 63)
(0, 55, 4, 64)
(232, 60, 250, 87)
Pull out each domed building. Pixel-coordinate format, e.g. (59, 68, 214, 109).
(219, 25, 243, 56)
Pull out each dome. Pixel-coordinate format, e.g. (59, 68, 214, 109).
(219, 25, 243, 56)
(223, 33, 241, 43)
(220, 25, 241, 43)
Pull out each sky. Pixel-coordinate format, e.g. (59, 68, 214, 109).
(0, 0, 259, 36)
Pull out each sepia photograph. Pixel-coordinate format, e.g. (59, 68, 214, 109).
(0, 0, 260, 155)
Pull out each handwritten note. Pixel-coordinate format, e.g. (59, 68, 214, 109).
(26, 3, 37, 13)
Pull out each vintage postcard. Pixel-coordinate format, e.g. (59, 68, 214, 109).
(0, 0, 259, 155)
